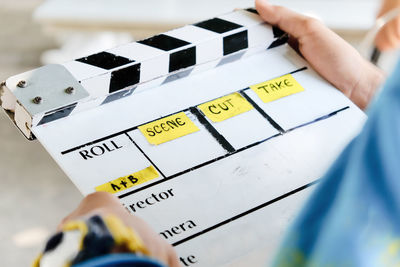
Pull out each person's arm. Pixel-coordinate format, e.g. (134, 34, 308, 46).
(256, 1, 400, 266)
(375, 0, 400, 51)
(256, 0, 385, 109)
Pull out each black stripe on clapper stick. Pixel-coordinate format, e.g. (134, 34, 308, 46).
(109, 63, 141, 93)
(189, 107, 235, 153)
(76, 52, 134, 70)
(240, 91, 285, 133)
(124, 133, 166, 179)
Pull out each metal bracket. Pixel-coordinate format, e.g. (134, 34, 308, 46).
(5, 64, 89, 117)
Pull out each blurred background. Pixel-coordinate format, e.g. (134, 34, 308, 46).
(0, 0, 394, 265)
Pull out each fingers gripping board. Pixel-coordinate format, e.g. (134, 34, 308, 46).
(2, 9, 366, 266)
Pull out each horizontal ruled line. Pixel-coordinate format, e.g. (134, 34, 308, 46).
(118, 104, 348, 199)
(172, 180, 319, 247)
(118, 133, 281, 199)
(286, 106, 350, 132)
(60, 67, 308, 155)
(60, 108, 190, 155)
(61, 130, 137, 155)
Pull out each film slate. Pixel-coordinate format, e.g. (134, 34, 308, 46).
(1, 9, 366, 266)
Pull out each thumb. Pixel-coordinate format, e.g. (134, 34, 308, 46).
(255, 0, 319, 39)
(255, 0, 279, 24)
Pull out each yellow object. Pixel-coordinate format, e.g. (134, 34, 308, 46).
(138, 112, 199, 145)
(32, 215, 150, 267)
(32, 254, 42, 267)
(95, 166, 159, 194)
(198, 92, 253, 122)
(63, 221, 89, 249)
(104, 215, 149, 255)
(32, 221, 88, 267)
(250, 74, 305, 103)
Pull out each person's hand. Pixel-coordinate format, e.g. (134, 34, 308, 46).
(59, 192, 180, 267)
(375, 0, 400, 51)
(255, 0, 385, 109)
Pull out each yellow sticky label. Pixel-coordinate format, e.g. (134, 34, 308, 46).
(95, 166, 159, 194)
(250, 74, 305, 103)
(138, 112, 199, 145)
(198, 93, 253, 123)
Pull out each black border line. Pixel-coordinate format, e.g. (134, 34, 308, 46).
(124, 133, 166, 178)
(61, 130, 137, 155)
(286, 106, 350, 133)
(290, 67, 308, 75)
(190, 107, 235, 153)
(60, 67, 308, 155)
(117, 104, 349, 199)
(60, 108, 189, 155)
(240, 90, 285, 133)
(172, 180, 319, 247)
(118, 133, 280, 199)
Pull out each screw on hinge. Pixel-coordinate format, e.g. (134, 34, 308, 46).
(32, 96, 42, 104)
(17, 80, 27, 88)
(65, 87, 75, 94)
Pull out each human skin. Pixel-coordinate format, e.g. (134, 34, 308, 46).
(375, 0, 400, 51)
(58, 192, 180, 267)
(256, 0, 385, 110)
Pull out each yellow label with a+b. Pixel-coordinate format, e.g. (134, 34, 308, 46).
(250, 74, 305, 103)
(95, 166, 159, 194)
(138, 112, 199, 145)
(198, 92, 253, 123)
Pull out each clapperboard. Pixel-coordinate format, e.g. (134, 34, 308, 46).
(1, 9, 366, 266)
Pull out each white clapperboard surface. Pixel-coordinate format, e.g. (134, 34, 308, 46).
(1, 9, 366, 266)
